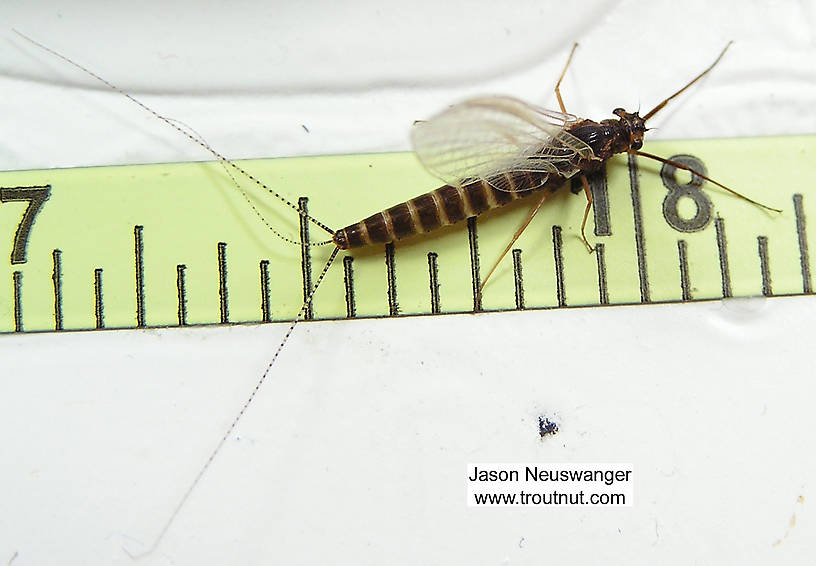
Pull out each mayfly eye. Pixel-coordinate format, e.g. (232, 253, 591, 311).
(632, 140, 643, 150)
(613, 107, 625, 116)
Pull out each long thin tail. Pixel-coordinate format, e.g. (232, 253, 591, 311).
(123, 246, 340, 559)
(12, 29, 335, 239)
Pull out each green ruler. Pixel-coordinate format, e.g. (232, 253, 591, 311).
(0, 135, 813, 334)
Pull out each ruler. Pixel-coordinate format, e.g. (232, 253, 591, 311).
(0, 135, 814, 334)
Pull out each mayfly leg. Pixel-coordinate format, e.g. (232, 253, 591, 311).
(554, 42, 579, 114)
(579, 174, 594, 252)
(479, 190, 552, 296)
(554, 43, 598, 253)
(479, 42, 585, 294)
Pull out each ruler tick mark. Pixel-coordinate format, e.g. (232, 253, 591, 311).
(588, 166, 611, 236)
(793, 194, 812, 294)
(714, 216, 732, 298)
(217, 242, 229, 323)
(427, 252, 440, 314)
(385, 242, 399, 316)
(677, 239, 691, 301)
(52, 249, 63, 330)
(552, 225, 566, 307)
(757, 236, 772, 296)
(512, 248, 524, 310)
(94, 268, 104, 329)
(467, 217, 482, 312)
(12, 271, 22, 332)
(259, 260, 271, 323)
(342, 256, 356, 318)
(628, 153, 651, 303)
(298, 197, 314, 321)
(134, 225, 145, 327)
(176, 264, 188, 326)
(595, 243, 609, 305)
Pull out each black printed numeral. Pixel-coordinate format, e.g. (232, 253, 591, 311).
(660, 155, 712, 233)
(1, 185, 51, 264)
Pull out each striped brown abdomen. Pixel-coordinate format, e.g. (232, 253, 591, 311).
(332, 170, 553, 250)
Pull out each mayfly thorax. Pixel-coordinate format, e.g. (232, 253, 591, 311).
(13, 31, 781, 556)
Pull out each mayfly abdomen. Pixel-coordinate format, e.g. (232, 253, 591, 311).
(333, 170, 549, 249)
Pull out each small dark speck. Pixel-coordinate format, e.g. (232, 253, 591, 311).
(368, 164, 373, 168)
(301, 124, 310, 133)
(518, 536, 525, 548)
(8, 551, 19, 566)
(538, 416, 559, 437)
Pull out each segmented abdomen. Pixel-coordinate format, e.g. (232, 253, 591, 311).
(332, 170, 554, 249)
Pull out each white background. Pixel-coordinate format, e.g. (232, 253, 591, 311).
(1, 1, 815, 564)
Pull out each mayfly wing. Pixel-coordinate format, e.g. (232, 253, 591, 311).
(411, 96, 595, 192)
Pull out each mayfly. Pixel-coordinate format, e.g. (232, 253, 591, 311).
(333, 41, 780, 289)
(13, 32, 780, 556)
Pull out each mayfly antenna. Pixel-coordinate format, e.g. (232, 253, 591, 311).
(643, 41, 733, 121)
(634, 41, 781, 213)
(628, 149, 782, 213)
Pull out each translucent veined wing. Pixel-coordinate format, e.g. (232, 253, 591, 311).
(411, 96, 595, 192)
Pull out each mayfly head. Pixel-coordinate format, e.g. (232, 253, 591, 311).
(612, 107, 646, 151)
